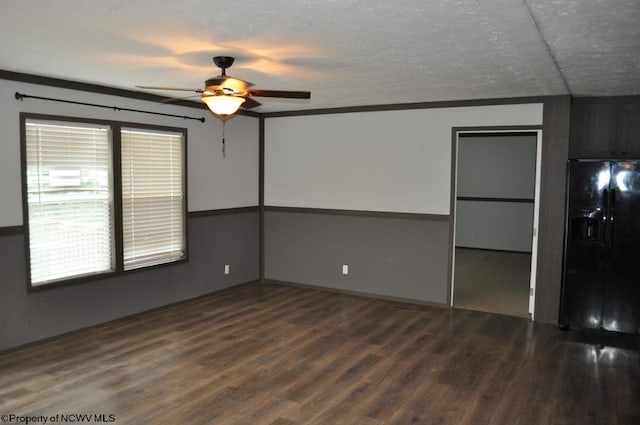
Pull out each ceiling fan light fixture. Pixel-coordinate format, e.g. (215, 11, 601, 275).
(202, 95, 246, 116)
(137, 55, 310, 122)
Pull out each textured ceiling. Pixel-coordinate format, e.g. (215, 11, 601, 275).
(0, 0, 638, 112)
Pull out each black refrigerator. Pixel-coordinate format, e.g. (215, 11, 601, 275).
(560, 159, 640, 334)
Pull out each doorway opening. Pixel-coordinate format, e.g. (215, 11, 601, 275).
(450, 129, 542, 319)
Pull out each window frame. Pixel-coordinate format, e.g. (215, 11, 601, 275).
(20, 113, 189, 291)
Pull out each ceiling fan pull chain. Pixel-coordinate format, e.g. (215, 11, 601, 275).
(222, 120, 226, 158)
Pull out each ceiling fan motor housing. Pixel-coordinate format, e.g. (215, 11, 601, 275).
(204, 77, 227, 89)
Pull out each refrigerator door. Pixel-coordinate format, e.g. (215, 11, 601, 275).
(561, 160, 610, 330)
(602, 161, 640, 333)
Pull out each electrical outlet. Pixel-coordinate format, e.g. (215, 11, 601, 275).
(224, 264, 230, 275)
(342, 264, 349, 275)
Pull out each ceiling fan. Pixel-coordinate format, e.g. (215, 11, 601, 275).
(136, 56, 311, 120)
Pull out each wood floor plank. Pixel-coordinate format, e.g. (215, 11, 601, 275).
(1, 282, 639, 424)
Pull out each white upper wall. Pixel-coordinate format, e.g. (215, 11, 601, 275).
(265, 103, 543, 215)
(0, 79, 259, 226)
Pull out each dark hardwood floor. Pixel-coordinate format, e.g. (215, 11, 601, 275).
(1, 282, 639, 424)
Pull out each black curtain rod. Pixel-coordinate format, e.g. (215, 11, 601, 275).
(14, 92, 206, 123)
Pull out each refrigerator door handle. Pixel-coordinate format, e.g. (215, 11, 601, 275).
(603, 188, 609, 249)
(609, 188, 616, 250)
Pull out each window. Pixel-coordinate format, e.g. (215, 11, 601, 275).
(121, 129, 185, 270)
(22, 115, 187, 288)
(24, 120, 115, 284)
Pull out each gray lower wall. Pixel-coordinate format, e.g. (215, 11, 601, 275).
(264, 210, 450, 304)
(0, 210, 260, 351)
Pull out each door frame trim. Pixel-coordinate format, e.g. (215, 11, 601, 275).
(448, 126, 544, 320)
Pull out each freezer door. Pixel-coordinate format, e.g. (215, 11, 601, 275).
(561, 160, 610, 330)
(603, 161, 640, 333)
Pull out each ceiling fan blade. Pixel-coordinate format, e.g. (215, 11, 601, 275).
(136, 85, 203, 93)
(248, 89, 311, 99)
(160, 94, 202, 104)
(241, 97, 261, 109)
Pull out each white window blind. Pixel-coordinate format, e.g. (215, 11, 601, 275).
(121, 129, 185, 270)
(25, 120, 114, 285)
